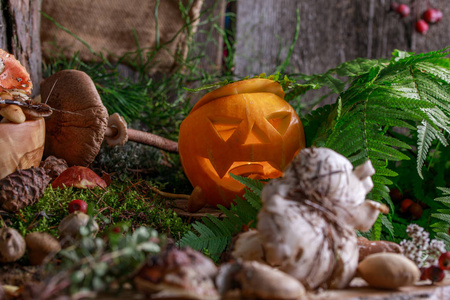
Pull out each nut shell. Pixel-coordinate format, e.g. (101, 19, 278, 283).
(25, 232, 61, 265)
(357, 253, 420, 289)
(0, 228, 26, 263)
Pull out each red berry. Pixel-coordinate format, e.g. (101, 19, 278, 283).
(390, 3, 399, 12)
(438, 252, 450, 270)
(420, 267, 429, 280)
(424, 265, 446, 283)
(111, 226, 121, 234)
(415, 19, 429, 34)
(423, 8, 443, 24)
(408, 202, 423, 219)
(400, 198, 413, 213)
(434, 10, 443, 23)
(389, 188, 403, 202)
(396, 4, 410, 18)
(68, 199, 88, 214)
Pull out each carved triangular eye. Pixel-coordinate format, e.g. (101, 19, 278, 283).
(209, 117, 242, 142)
(244, 124, 270, 144)
(266, 111, 291, 135)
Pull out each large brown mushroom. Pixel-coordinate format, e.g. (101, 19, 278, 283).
(41, 70, 178, 167)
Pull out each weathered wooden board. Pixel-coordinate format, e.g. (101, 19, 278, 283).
(0, 0, 42, 97)
(235, 0, 450, 77)
(95, 277, 450, 299)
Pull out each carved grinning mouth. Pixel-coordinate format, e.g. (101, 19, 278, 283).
(229, 163, 265, 178)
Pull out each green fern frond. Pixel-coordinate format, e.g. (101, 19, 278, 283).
(305, 48, 450, 215)
(229, 173, 263, 197)
(381, 215, 394, 237)
(372, 216, 383, 240)
(417, 121, 443, 179)
(431, 213, 450, 223)
(179, 176, 263, 261)
(243, 189, 262, 210)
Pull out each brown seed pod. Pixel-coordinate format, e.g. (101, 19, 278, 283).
(357, 253, 420, 289)
(0, 227, 26, 263)
(25, 232, 61, 265)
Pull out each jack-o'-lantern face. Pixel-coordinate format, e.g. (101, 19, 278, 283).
(178, 79, 305, 209)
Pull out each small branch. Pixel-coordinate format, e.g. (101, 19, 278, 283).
(147, 184, 190, 200)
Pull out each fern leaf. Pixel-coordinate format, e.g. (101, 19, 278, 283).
(437, 187, 450, 194)
(217, 205, 245, 230)
(381, 215, 394, 237)
(229, 173, 263, 197)
(417, 61, 450, 83)
(366, 131, 411, 149)
(431, 213, 450, 223)
(372, 215, 383, 240)
(416, 121, 439, 179)
(243, 189, 262, 210)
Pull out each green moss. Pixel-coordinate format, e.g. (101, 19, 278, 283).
(6, 180, 191, 240)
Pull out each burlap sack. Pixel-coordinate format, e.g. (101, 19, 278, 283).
(41, 0, 203, 74)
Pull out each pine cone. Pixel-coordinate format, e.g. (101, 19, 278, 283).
(0, 168, 51, 212)
(40, 156, 69, 180)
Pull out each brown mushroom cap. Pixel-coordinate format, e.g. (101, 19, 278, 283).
(25, 232, 61, 265)
(41, 70, 108, 166)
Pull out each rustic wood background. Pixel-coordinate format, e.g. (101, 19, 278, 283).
(0, 0, 42, 97)
(1, 0, 449, 99)
(234, 0, 450, 76)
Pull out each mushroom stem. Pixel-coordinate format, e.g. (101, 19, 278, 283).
(104, 116, 178, 153)
(127, 128, 178, 153)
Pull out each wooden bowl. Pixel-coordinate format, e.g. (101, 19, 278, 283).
(0, 118, 45, 179)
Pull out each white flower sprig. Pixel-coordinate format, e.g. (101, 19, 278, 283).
(400, 224, 446, 268)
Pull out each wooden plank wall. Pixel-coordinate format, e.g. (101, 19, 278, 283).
(234, 0, 450, 77)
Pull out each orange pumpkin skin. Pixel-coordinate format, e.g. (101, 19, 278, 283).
(178, 79, 305, 209)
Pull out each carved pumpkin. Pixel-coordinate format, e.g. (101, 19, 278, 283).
(178, 78, 305, 210)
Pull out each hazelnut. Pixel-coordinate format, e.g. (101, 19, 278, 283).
(25, 232, 61, 265)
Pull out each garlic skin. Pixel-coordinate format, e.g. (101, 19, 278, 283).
(234, 148, 387, 290)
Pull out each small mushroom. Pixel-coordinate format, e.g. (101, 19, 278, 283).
(0, 49, 33, 94)
(58, 211, 99, 246)
(41, 70, 178, 167)
(25, 232, 61, 265)
(51, 166, 107, 189)
(134, 245, 218, 299)
(105, 113, 128, 146)
(216, 260, 306, 300)
(0, 227, 26, 263)
(0, 104, 26, 123)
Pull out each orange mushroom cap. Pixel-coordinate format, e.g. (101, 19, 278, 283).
(0, 49, 32, 94)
